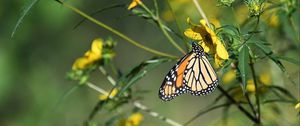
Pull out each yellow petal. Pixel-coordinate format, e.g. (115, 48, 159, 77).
(259, 72, 271, 85)
(127, 112, 143, 125)
(98, 88, 119, 100)
(295, 103, 300, 109)
(199, 19, 208, 27)
(222, 70, 236, 84)
(128, 0, 142, 10)
(246, 79, 255, 92)
(216, 43, 229, 59)
(110, 88, 119, 97)
(210, 18, 221, 28)
(184, 28, 202, 40)
(162, 10, 174, 22)
(88, 52, 102, 61)
(99, 95, 108, 101)
(269, 14, 279, 27)
(201, 42, 210, 52)
(214, 54, 223, 68)
(72, 57, 90, 70)
(91, 38, 103, 54)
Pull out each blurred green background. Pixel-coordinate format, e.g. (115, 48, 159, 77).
(0, 0, 299, 126)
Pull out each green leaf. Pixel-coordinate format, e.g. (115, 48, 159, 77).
(251, 41, 272, 54)
(238, 45, 250, 92)
(275, 55, 300, 66)
(183, 103, 232, 126)
(73, 4, 125, 29)
(11, 0, 40, 38)
(52, 85, 81, 112)
(268, 85, 297, 102)
(130, 8, 152, 19)
(117, 57, 171, 96)
(252, 42, 297, 85)
(86, 100, 107, 123)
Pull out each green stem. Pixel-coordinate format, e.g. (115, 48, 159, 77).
(86, 71, 183, 126)
(287, 16, 300, 48)
(249, 57, 261, 124)
(139, 2, 185, 54)
(217, 86, 259, 123)
(192, 0, 211, 28)
(165, 0, 189, 51)
(236, 72, 257, 117)
(55, 0, 177, 59)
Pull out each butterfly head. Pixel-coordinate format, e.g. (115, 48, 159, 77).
(191, 41, 204, 53)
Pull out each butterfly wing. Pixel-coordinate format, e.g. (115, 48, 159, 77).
(159, 52, 192, 101)
(183, 44, 218, 96)
(159, 42, 219, 101)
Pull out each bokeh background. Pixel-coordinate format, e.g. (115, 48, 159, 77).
(0, 0, 299, 126)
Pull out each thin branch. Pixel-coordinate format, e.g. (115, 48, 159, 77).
(55, 0, 177, 59)
(95, 66, 183, 126)
(192, 0, 210, 28)
(217, 86, 259, 123)
(165, 0, 189, 51)
(139, 2, 185, 54)
(134, 102, 183, 126)
(249, 58, 261, 124)
(183, 103, 232, 126)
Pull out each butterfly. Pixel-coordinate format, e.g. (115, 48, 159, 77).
(159, 42, 218, 101)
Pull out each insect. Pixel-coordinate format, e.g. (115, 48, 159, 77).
(159, 42, 218, 101)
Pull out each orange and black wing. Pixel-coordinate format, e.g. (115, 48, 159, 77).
(159, 42, 218, 101)
(159, 51, 192, 101)
(183, 43, 218, 96)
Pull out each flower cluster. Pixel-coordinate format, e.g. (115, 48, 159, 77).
(245, 0, 262, 17)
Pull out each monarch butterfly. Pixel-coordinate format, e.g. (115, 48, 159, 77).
(159, 42, 218, 101)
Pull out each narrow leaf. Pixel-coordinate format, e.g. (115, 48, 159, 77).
(86, 100, 107, 123)
(268, 85, 297, 101)
(252, 41, 272, 54)
(184, 103, 232, 126)
(252, 42, 297, 85)
(73, 4, 125, 29)
(117, 57, 171, 95)
(238, 45, 250, 92)
(52, 85, 80, 112)
(11, 0, 39, 38)
(275, 55, 300, 66)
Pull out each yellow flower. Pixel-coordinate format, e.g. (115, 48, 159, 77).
(246, 79, 255, 92)
(210, 18, 221, 28)
(184, 18, 229, 67)
(295, 103, 300, 109)
(162, 10, 174, 22)
(269, 14, 279, 27)
(72, 57, 91, 70)
(72, 38, 103, 70)
(99, 88, 119, 100)
(128, 0, 142, 10)
(245, 0, 262, 16)
(222, 69, 236, 84)
(259, 72, 271, 85)
(126, 113, 144, 126)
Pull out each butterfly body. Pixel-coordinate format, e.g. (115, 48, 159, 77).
(159, 42, 218, 101)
